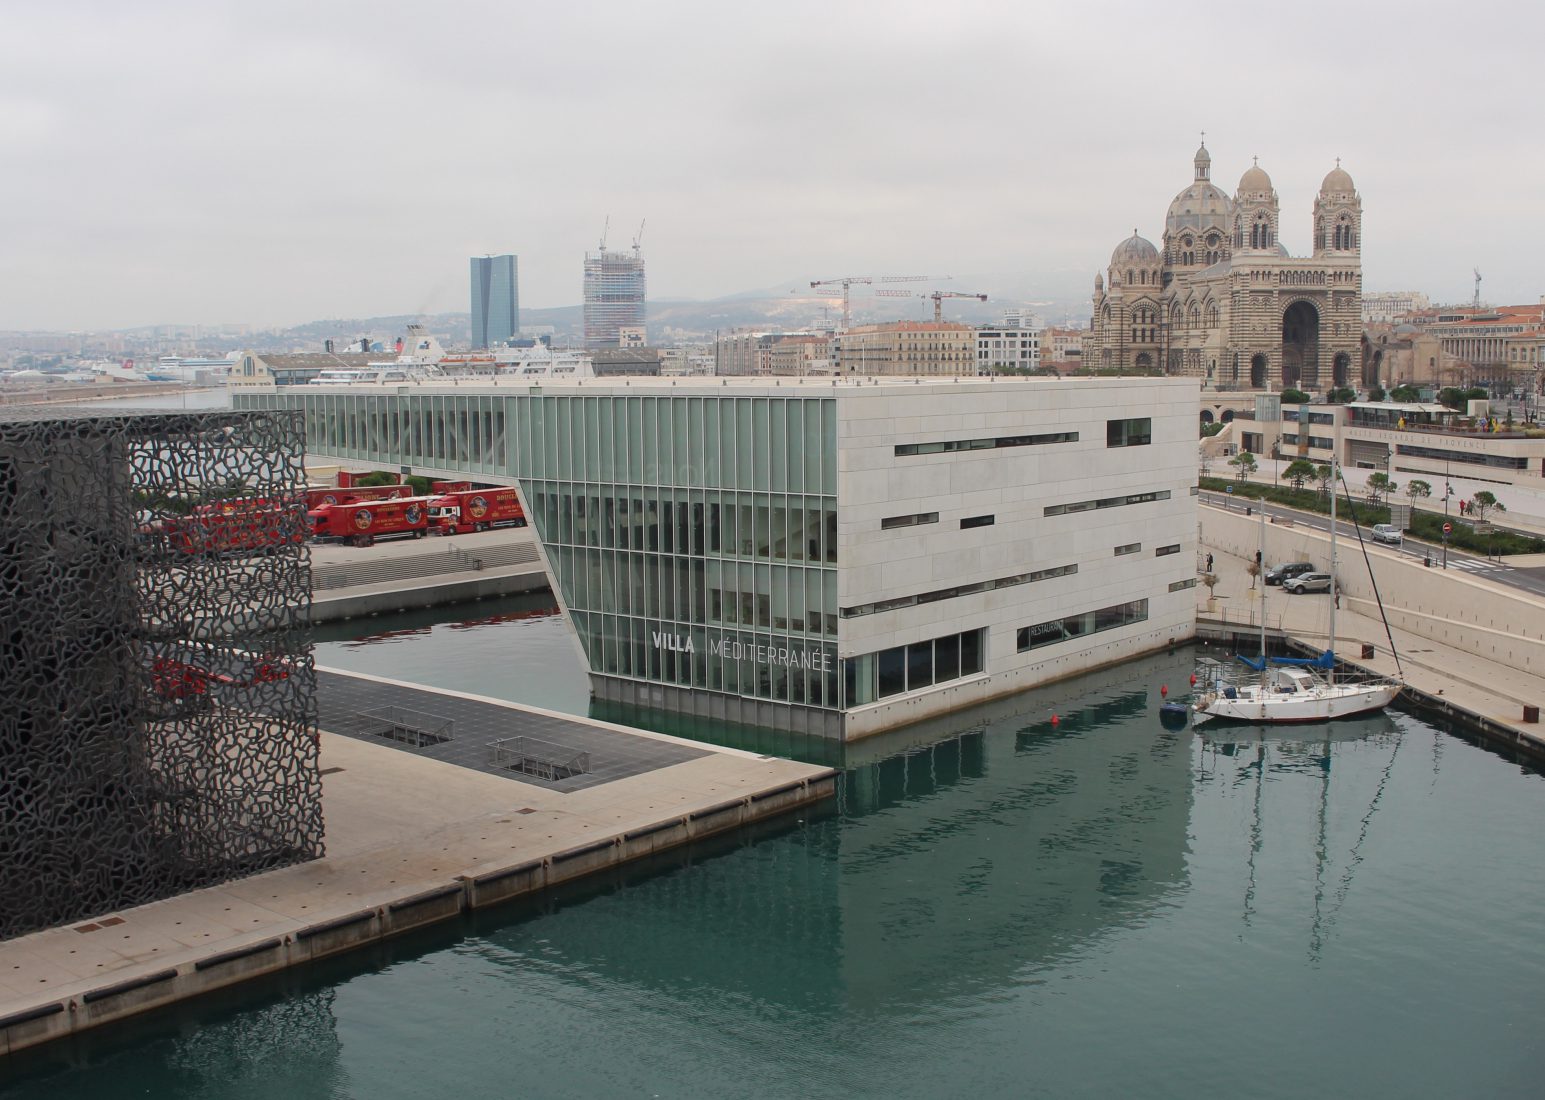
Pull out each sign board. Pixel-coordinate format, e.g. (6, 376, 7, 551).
(1388, 503, 1412, 530)
(1225, 486, 1234, 494)
(1442, 522, 1452, 535)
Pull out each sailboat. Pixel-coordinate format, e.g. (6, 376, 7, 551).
(1193, 457, 1402, 725)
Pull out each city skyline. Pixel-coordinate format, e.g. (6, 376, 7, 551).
(2, 0, 1541, 331)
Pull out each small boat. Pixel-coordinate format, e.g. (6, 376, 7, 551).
(1194, 452, 1401, 726)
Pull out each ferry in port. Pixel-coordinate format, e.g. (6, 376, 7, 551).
(304, 324, 596, 386)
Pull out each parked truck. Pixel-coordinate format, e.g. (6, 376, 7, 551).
(309, 496, 432, 546)
(428, 487, 526, 535)
(158, 498, 308, 557)
(303, 484, 411, 510)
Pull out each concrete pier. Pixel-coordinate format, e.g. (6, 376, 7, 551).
(309, 527, 551, 623)
(0, 671, 835, 1055)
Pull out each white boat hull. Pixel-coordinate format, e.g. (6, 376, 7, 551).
(1192, 680, 1401, 725)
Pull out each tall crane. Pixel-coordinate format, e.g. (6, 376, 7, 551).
(809, 274, 944, 329)
(924, 290, 988, 322)
(809, 276, 873, 330)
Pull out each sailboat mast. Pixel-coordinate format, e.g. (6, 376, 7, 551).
(1329, 453, 1338, 686)
(1259, 500, 1267, 682)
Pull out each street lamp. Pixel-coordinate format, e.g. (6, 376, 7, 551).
(1442, 457, 1452, 570)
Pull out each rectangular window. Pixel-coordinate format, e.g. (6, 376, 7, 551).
(1044, 489, 1171, 517)
(960, 514, 995, 529)
(895, 430, 1077, 456)
(841, 563, 1076, 618)
(1017, 599, 1149, 653)
(1114, 543, 1141, 556)
(1106, 417, 1153, 448)
(880, 511, 939, 530)
(1169, 577, 1199, 592)
(851, 627, 986, 703)
(1155, 544, 1181, 557)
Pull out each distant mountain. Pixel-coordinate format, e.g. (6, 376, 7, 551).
(255, 271, 1093, 352)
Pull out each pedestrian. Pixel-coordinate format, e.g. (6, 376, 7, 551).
(1206, 553, 1214, 573)
(1334, 590, 1340, 609)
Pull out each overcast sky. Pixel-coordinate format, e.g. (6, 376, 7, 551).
(3, 0, 1541, 331)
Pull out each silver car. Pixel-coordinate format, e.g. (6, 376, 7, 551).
(1283, 571, 1333, 594)
(1371, 524, 1403, 545)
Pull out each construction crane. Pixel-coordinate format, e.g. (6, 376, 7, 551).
(924, 290, 988, 322)
(809, 274, 944, 329)
(633, 219, 646, 257)
(809, 276, 873, 331)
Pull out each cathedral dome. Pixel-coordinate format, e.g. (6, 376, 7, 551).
(1165, 181, 1232, 236)
(1238, 161, 1273, 194)
(1321, 163, 1355, 195)
(1110, 232, 1159, 268)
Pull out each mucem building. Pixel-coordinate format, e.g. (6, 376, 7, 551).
(0, 407, 320, 940)
(237, 376, 1198, 739)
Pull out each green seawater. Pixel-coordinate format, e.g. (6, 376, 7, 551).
(4, 594, 1543, 1099)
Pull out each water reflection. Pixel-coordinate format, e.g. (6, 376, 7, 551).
(1, 984, 344, 1099)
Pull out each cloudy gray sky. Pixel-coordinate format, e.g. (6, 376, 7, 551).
(3, 0, 1540, 331)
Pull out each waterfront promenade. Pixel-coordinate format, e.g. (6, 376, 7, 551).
(1197, 506, 1545, 760)
(0, 672, 834, 1055)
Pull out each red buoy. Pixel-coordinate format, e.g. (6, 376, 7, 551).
(1189, 673, 1197, 687)
(1050, 714, 1060, 726)
(1160, 684, 1169, 698)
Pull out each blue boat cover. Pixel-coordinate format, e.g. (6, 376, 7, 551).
(1234, 650, 1335, 671)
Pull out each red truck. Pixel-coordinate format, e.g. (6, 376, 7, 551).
(304, 484, 411, 510)
(160, 499, 307, 556)
(309, 496, 432, 546)
(428, 487, 526, 535)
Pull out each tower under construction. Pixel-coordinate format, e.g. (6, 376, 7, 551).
(583, 226, 647, 350)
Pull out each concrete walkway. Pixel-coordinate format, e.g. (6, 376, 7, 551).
(1197, 534, 1545, 757)
(310, 527, 551, 622)
(0, 673, 834, 1054)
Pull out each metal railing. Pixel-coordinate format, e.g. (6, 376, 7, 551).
(353, 705, 455, 747)
(487, 736, 590, 781)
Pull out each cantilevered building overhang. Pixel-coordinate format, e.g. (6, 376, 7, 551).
(238, 377, 1199, 739)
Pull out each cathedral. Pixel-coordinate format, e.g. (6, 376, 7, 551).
(1087, 143, 1363, 391)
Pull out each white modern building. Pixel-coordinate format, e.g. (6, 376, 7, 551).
(235, 376, 1199, 739)
(976, 325, 1042, 373)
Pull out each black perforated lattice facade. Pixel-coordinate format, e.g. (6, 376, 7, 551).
(0, 407, 320, 940)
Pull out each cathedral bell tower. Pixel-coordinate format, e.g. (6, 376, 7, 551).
(1232, 157, 1280, 252)
(1313, 159, 1361, 256)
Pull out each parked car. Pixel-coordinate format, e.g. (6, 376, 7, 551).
(1283, 571, 1334, 594)
(1265, 561, 1315, 586)
(1372, 524, 1403, 545)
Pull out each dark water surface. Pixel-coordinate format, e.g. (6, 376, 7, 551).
(4, 597, 1543, 1098)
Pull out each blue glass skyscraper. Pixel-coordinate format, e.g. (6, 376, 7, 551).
(470, 254, 519, 349)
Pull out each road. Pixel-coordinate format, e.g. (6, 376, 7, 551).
(1200, 493, 1545, 599)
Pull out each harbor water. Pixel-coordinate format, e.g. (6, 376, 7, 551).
(4, 594, 1543, 1098)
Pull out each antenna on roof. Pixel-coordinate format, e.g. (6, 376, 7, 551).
(1473, 268, 1482, 309)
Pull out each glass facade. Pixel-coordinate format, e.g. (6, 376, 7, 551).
(843, 628, 986, 707)
(1017, 600, 1150, 653)
(236, 390, 510, 479)
(511, 393, 841, 711)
